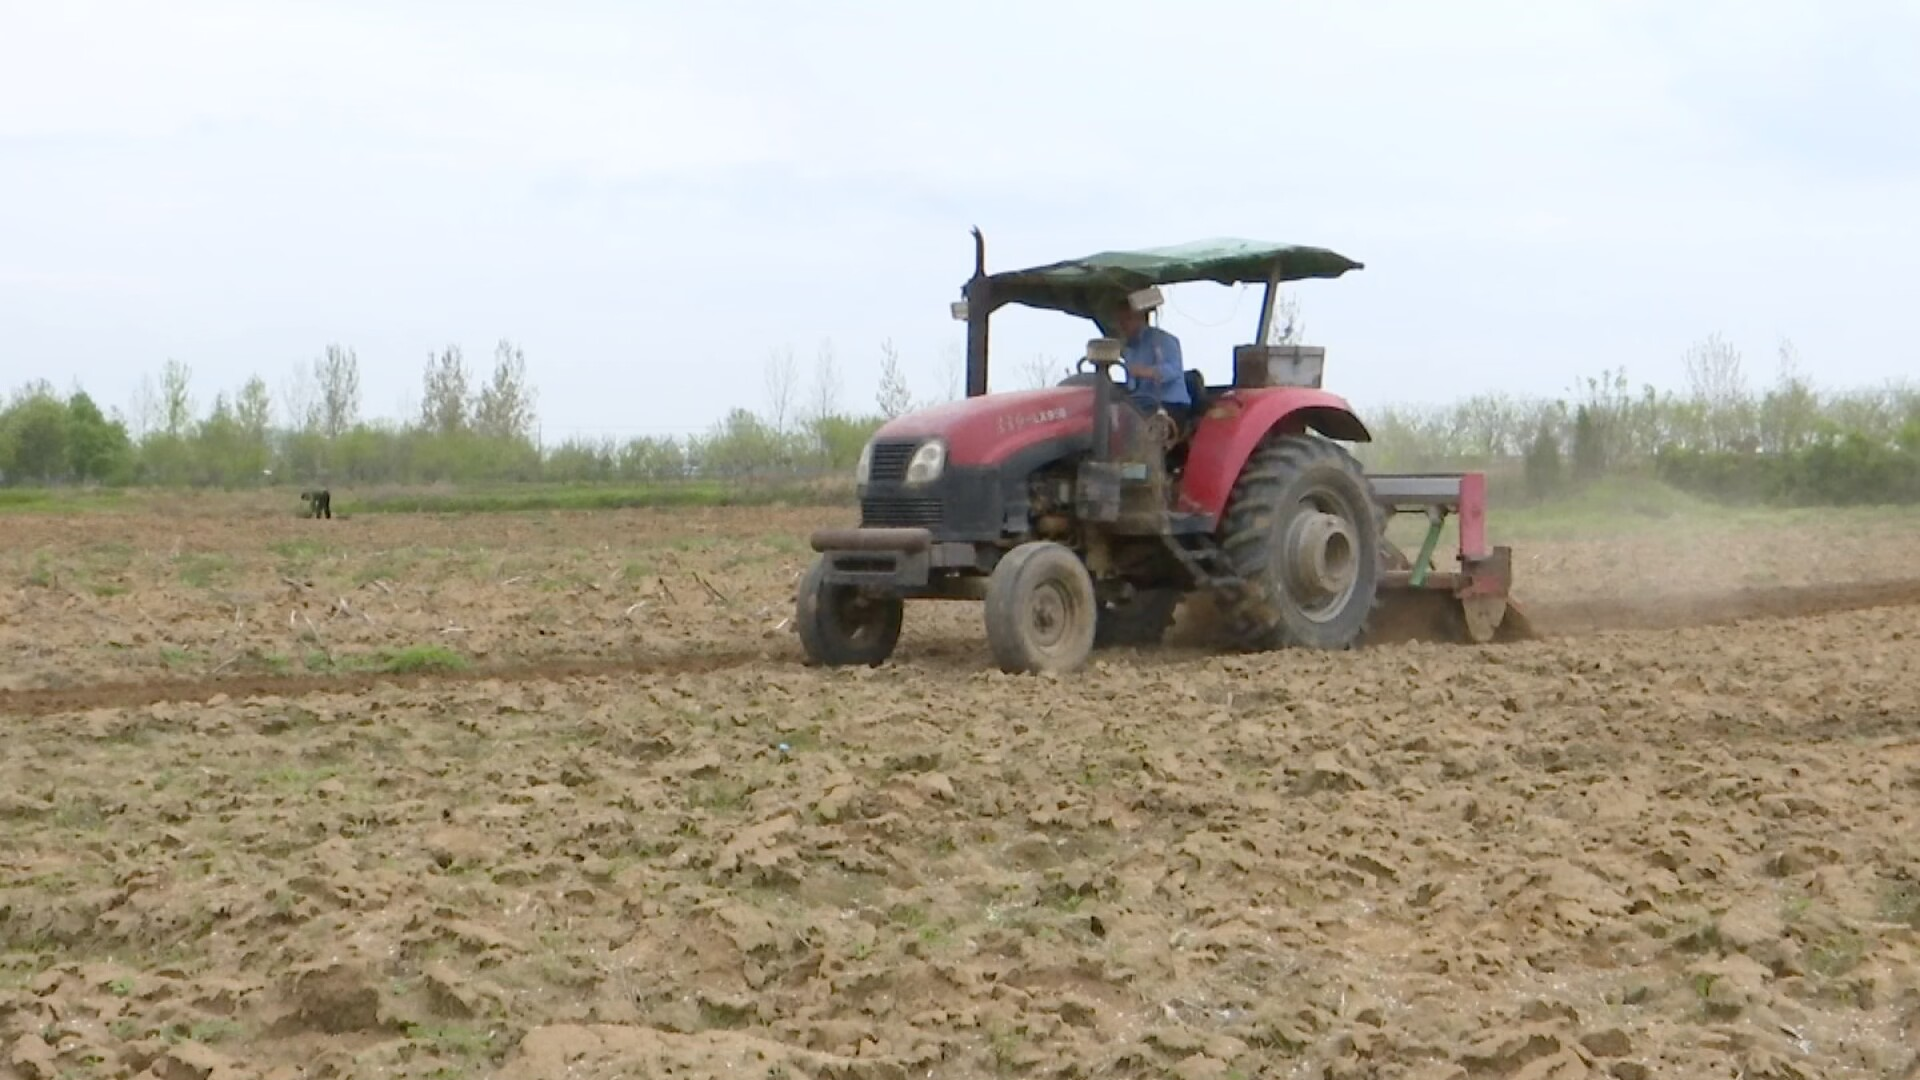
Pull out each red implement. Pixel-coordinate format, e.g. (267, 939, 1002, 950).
(1367, 471, 1534, 645)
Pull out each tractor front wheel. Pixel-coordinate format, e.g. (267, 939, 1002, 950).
(984, 542, 1099, 674)
(1215, 433, 1382, 650)
(795, 556, 904, 667)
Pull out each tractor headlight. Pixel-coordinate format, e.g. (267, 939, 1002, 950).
(905, 439, 947, 485)
(855, 441, 874, 485)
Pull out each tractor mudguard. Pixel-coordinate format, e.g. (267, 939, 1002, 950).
(1176, 387, 1372, 519)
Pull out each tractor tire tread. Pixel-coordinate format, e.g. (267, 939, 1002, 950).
(1212, 433, 1384, 651)
(984, 541, 1099, 674)
(795, 557, 904, 667)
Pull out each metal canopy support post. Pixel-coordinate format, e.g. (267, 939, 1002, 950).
(1253, 263, 1284, 344)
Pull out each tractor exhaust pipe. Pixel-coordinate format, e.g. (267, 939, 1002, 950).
(1090, 368, 1112, 463)
(1085, 337, 1124, 463)
(963, 226, 991, 398)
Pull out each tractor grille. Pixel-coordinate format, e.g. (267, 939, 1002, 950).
(866, 441, 919, 484)
(860, 497, 943, 528)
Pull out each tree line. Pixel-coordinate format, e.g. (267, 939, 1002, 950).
(1356, 335, 1920, 506)
(2, 331, 1916, 506)
(0, 338, 932, 489)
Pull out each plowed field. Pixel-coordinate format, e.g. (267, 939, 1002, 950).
(4, 498, 1919, 1079)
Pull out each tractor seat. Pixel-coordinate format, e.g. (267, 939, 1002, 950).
(1170, 369, 1211, 440)
(1184, 369, 1211, 414)
(1160, 371, 1213, 478)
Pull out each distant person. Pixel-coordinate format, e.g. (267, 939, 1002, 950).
(1112, 293, 1191, 429)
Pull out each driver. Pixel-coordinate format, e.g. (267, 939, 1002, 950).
(1112, 290, 1191, 429)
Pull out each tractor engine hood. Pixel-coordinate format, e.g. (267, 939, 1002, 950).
(869, 386, 1096, 468)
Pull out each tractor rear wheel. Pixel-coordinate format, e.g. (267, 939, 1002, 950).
(1093, 587, 1181, 649)
(984, 541, 1099, 674)
(1215, 433, 1382, 650)
(795, 556, 904, 667)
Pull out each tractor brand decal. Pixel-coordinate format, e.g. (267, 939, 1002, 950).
(995, 406, 1071, 434)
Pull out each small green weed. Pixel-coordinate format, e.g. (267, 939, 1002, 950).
(1806, 929, 1867, 978)
(302, 645, 468, 674)
(256, 765, 342, 792)
(406, 1023, 499, 1059)
(173, 553, 233, 589)
(167, 1018, 245, 1045)
(355, 553, 413, 585)
(158, 646, 198, 671)
(24, 555, 57, 588)
(270, 537, 332, 561)
(376, 645, 468, 673)
(1879, 882, 1920, 929)
(690, 779, 750, 813)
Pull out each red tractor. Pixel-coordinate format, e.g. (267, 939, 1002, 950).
(798, 231, 1529, 673)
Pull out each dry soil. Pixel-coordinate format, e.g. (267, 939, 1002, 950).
(3, 500, 1919, 1079)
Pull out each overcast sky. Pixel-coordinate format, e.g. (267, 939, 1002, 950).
(4, 0, 1916, 440)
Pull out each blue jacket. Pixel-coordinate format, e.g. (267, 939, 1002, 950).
(1123, 326, 1190, 411)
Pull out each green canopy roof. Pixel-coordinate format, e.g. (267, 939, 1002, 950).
(973, 238, 1363, 323)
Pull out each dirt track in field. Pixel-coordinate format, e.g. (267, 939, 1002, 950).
(4, 499, 1920, 1079)
(0, 649, 762, 718)
(7, 575, 1920, 719)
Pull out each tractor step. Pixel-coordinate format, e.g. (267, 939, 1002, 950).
(1165, 510, 1216, 536)
(1162, 532, 1239, 590)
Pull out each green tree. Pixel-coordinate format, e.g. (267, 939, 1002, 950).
(1899, 416, 1920, 454)
(65, 391, 132, 483)
(474, 339, 537, 443)
(1523, 419, 1563, 502)
(236, 376, 273, 443)
(316, 344, 362, 440)
(703, 408, 794, 477)
(1571, 405, 1604, 482)
(813, 414, 884, 471)
(1682, 332, 1754, 452)
(194, 393, 250, 486)
(876, 339, 913, 418)
(1758, 339, 1820, 454)
(618, 436, 686, 481)
(0, 388, 70, 483)
(421, 345, 471, 436)
(547, 436, 618, 483)
(161, 359, 194, 438)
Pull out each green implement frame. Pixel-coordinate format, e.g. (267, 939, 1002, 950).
(1408, 509, 1446, 589)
